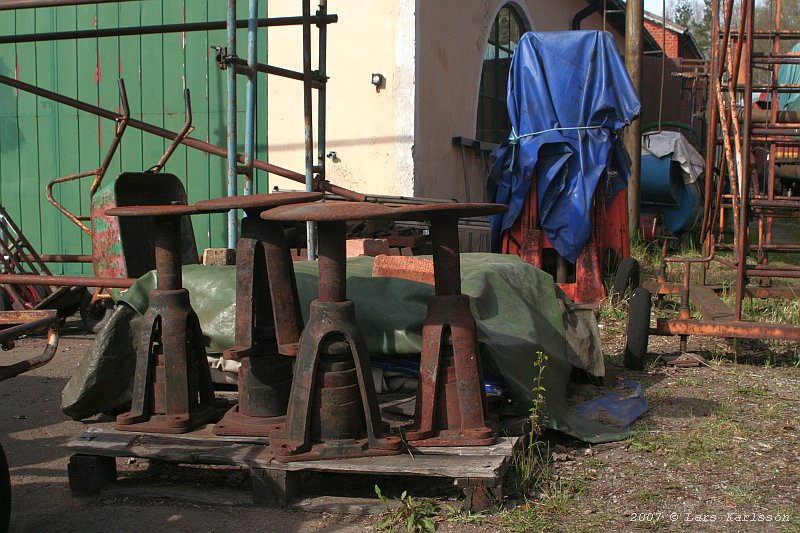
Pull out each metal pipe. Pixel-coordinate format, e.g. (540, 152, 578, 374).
(17, 254, 93, 263)
(228, 56, 325, 88)
(0, 73, 365, 201)
(243, 0, 257, 198)
(302, 0, 316, 260)
(734, 3, 754, 321)
(226, 0, 239, 249)
(701, 0, 720, 240)
(0, 15, 338, 45)
(624, 0, 643, 239)
(653, 318, 800, 341)
(0, 0, 135, 9)
(0, 274, 135, 288)
(317, 0, 328, 260)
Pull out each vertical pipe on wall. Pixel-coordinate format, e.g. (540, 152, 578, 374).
(226, 0, 238, 249)
(701, 0, 720, 243)
(317, 0, 327, 195)
(302, 0, 316, 259)
(243, 0, 257, 196)
(625, 0, 644, 240)
(734, 2, 754, 321)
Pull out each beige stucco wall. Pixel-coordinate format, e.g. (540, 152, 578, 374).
(264, 0, 415, 197)
(415, 0, 625, 201)
(263, 1, 624, 201)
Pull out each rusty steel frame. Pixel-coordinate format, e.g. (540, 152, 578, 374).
(651, 0, 800, 346)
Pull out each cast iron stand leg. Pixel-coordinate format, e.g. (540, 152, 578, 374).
(214, 216, 303, 436)
(404, 216, 494, 446)
(270, 221, 401, 461)
(115, 214, 217, 434)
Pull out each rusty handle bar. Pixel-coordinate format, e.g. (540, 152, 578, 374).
(46, 79, 131, 235)
(0, 74, 367, 203)
(148, 88, 193, 174)
(0, 274, 135, 288)
(0, 310, 59, 382)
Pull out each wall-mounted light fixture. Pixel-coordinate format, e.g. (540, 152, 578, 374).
(371, 73, 385, 91)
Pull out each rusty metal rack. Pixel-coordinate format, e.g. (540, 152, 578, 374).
(625, 0, 800, 368)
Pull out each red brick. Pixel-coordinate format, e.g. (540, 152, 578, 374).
(372, 255, 435, 285)
(346, 238, 390, 258)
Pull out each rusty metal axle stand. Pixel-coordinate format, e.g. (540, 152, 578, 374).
(106, 204, 218, 434)
(400, 203, 507, 447)
(261, 202, 404, 461)
(196, 192, 322, 437)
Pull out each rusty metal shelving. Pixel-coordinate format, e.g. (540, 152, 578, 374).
(628, 0, 800, 366)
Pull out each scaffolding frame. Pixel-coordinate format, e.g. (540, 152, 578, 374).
(642, 0, 800, 347)
(0, 0, 355, 257)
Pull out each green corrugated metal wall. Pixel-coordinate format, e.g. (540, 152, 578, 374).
(0, 1, 270, 275)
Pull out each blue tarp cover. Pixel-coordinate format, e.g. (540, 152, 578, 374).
(488, 31, 641, 262)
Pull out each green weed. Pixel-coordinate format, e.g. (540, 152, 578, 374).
(375, 485, 439, 532)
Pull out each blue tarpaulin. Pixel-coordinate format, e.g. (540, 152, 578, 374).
(488, 31, 641, 262)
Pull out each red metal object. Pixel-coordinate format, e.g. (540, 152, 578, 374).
(196, 192, 322, 437)
(501, 173, 629, 305)
(261, 201, 403, 461)
(106, 205, 219, 434)
(395, 203, 506, 447)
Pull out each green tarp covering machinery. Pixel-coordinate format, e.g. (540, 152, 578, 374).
(63, 254, 632, 444)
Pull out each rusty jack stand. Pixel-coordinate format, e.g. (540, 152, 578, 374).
(261, 202, 403, 461)
(106, 204, 218, 434)
(400, 204, 506, 447)
(195, 192, 322, 437)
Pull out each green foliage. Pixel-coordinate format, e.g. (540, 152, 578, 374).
(529, 351, 549, 430)
(375, 485, 440, 533)
(441, 503, 489, 524)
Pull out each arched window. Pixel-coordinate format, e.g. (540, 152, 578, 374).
(476, 4, 526, 144)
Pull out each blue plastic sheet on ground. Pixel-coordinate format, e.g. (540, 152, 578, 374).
(488, 31, 641, 262)
(573, 379, 649, 428)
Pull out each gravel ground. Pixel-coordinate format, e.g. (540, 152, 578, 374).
(1, 315, 798, 532)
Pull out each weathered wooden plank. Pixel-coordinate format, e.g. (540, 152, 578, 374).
(68, 427, 514, 481)
(35, 7, 63, 274)
(139, 1, 165, 169)
(75, 3, 99, 265)
(53, 5, 83, 275)
(184, 0, 212, 250)
(15, 9, 41, 252)
(206, 0, 228, 248)
(0, 11, 21, 215)
(118, 1, 143, 177)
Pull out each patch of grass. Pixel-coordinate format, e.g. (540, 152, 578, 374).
(637, 491, 660, 504)
(374, 485, 439, 533)
(675, 377, 701, 387)
(442, 504, 489, 525)
(539, 472, 588, 516)
(734, 385, 770, 398)
(584, 458, 605, 469)
(495, 504, 552, 532)
(512, 440, 552, 496)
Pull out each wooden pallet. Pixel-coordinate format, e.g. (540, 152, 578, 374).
(66, 425, 524, 511)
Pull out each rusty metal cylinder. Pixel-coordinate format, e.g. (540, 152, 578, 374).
(154, 217, 183, 291)
(238, 356, 292, 418)
(310, 338, 365, 441)
(316, 221, 347, 302)
(431, 217, 461, 296)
